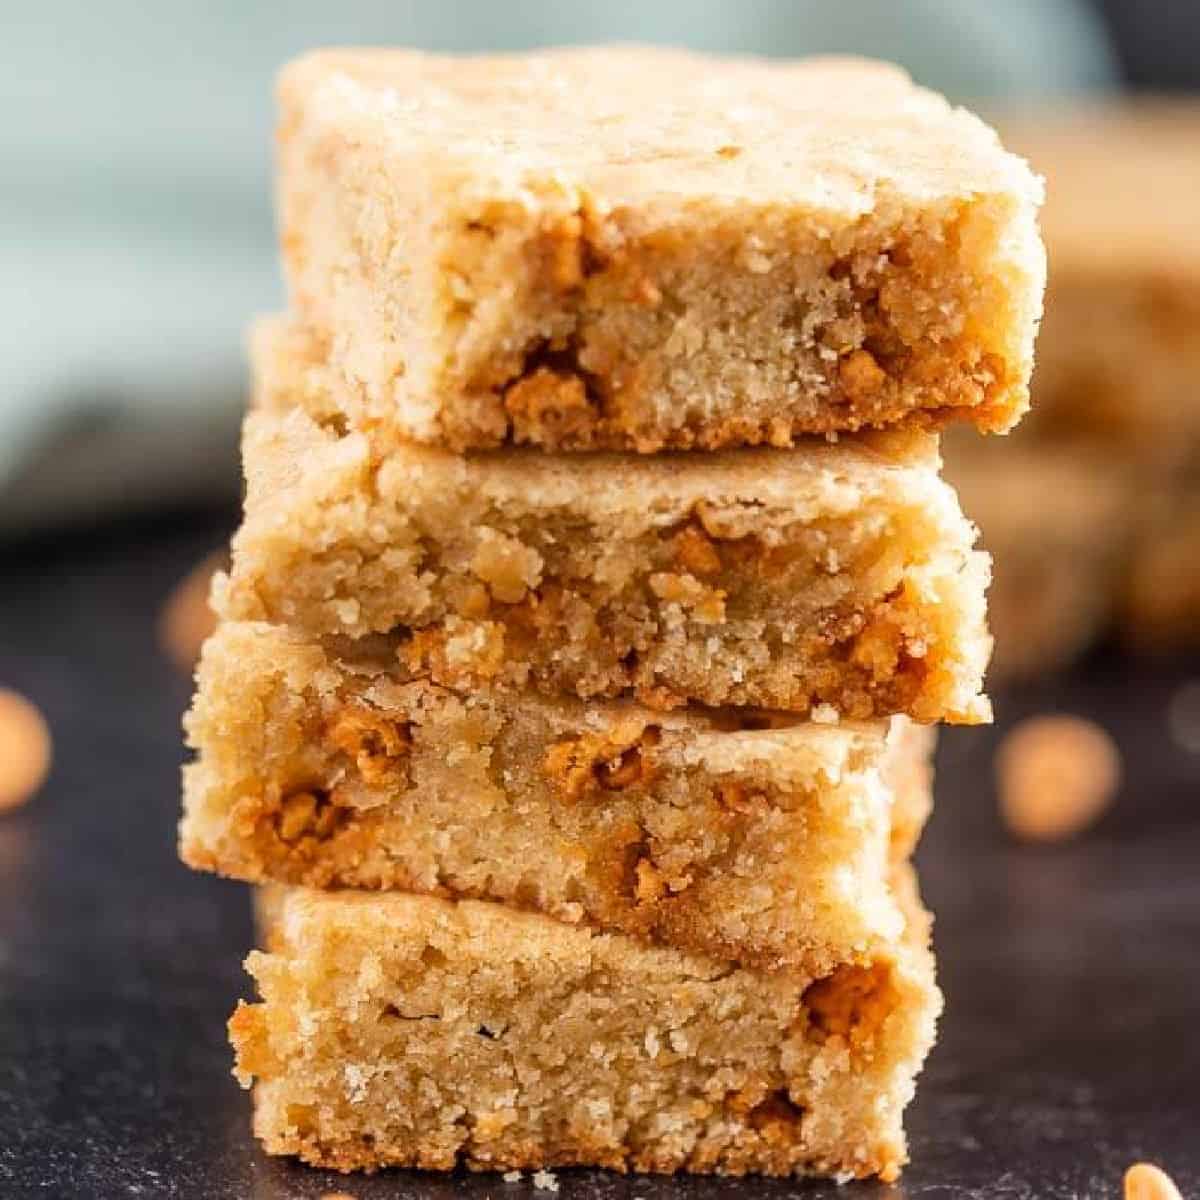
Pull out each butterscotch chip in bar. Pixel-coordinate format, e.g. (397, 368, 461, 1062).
(183, 620, 935, 974)
(223, 323, 992, 723)
(230, 869, 940, 1179)
(276, 46, 1044, 452)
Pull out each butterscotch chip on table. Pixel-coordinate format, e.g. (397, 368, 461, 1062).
(276, 46, 1044, 452)
(230, 870, 940, 1179)
(996, 714, 1120, 842)
(224, 336, 992, 723)
(1125, 1162, 1184, 1200)
(183, 621, 933, 974)
(0, 688, 52, 812)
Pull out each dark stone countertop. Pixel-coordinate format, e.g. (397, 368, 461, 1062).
(1, 510, 1197, 1199)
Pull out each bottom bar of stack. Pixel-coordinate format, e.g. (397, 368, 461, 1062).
(231, 867, 939, 1182)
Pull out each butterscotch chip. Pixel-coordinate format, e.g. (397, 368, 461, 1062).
(672, 523, 722, 576)
(839, 348, 887, 400)
(0, 688, 51, 812)
(1125, 1162, 1183, 1200)
(996, 715, 1121, 842)
(503, 368, 595, 445)
(160, 552, 225, 672)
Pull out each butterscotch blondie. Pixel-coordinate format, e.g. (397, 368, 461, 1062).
(999, 102, 1200, 468)
(277, 46, 1044, 452)
(231, 870, 940, 1179)
(223, 327, 992, 722)
(945, 440, 1133, 680)
(183, 621, 933, 973)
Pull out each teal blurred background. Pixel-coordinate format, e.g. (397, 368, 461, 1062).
(0, 0, 1140, 533)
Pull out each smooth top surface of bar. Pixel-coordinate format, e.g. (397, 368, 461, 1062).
(282, 46, 1038, 214)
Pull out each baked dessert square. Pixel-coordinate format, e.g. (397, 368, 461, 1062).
(230, 869, 940, 1180)
(998, 101, 1200, 471)
(1123, 485, 1200, 650)
(945, 439, 1133, 680)
(183, 621, 933, 974)
(277, 46, 1044, 452)
(223, 324, 992, 722)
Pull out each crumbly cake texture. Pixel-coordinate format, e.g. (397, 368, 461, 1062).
(230, 870, 940, 1179)
(277, 46, 1044, 452)
(945, 439, 1133, 681)
(225, 337, 992, 723)
(182, 621, 934, 973)
(997, 103, 1200, 469)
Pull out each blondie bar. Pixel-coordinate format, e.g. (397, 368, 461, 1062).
(277, 46, 1044, 452)
(999, 102, 1200, 469)
(230, 870, 940, 1179)
(946, 440, 1133, 679)
(182, 621, 933, 973)
(1124, 490, 1200, 649)
(225, 329, 992, 722)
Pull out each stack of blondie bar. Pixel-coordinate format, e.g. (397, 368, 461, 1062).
(180, 47, 1044, 1182)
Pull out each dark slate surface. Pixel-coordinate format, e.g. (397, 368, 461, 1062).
(1, 510, 1197, 1200)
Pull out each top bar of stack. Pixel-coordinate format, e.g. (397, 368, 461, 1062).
(278, 47, 1045, 453)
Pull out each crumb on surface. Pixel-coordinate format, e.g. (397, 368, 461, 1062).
(1125, 1161, 1183, 1200)
(159, 551, 226, 672)
(532, 1169, 560, 1192)
(0, 687, 52, 812)
(995, 714, 1121, 842)
(502, 1170, 523, 1183)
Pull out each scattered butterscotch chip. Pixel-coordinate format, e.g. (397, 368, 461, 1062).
(160, 552, 226, 672)
(996, 714, 1121, 842)
(0, 688, 52, 812)
(1125, 1162, 1183, 1200)
(321, 1192, 356, 1200)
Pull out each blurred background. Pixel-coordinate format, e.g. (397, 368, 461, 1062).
(2, 2, 1200, 1196)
